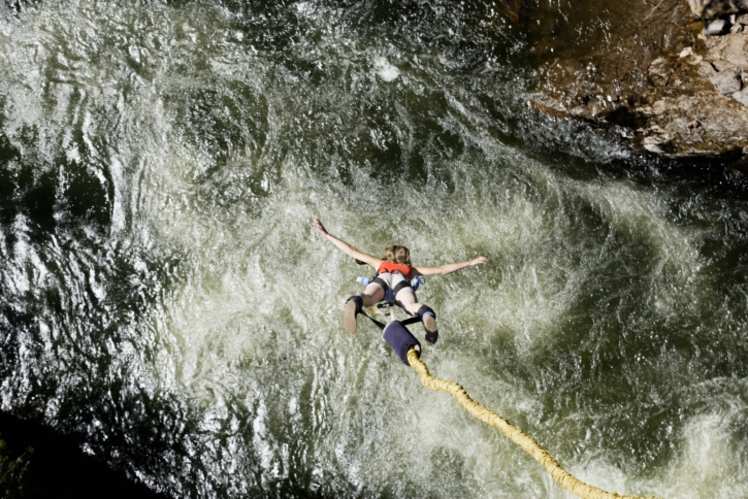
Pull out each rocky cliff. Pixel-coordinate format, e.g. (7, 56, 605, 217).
(526, 0, 748, 166)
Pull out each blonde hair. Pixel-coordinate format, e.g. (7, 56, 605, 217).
(383, 245, 411, 264)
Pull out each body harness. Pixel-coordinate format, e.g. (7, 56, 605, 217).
(346, 262, 436, 337)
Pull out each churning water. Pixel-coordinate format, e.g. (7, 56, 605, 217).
(1, 1, 747, 498)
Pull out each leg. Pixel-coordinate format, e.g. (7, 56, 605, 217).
(362, 281, 385, 306)
(395, 286, 439, 344)
(342, 281, 386, 334)
(394, 286, 421, 315)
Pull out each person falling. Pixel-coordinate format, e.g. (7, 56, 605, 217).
(313, 217, 488, 343)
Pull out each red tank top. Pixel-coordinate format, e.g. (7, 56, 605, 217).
(377, 261, 414, 280)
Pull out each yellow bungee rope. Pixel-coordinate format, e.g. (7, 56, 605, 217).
(405, 348, 658, 499)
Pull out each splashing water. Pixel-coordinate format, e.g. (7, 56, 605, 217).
(1, 1, 747, 498)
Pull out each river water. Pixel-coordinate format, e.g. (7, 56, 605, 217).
(1, 1, 747, 498)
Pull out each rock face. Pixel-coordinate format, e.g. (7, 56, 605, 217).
(526, 0, 748, 161)
(688, 0, 748, 18)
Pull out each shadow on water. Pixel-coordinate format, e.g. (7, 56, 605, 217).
(0, 113, 200, 496)
(0, 412, 170, 499)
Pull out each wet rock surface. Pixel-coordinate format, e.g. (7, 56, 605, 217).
(524, 0, 748, 163)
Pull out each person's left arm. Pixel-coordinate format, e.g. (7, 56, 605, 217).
(414, 256, 488, 276)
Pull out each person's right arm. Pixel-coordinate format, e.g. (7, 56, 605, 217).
(312, 218, 382, 269)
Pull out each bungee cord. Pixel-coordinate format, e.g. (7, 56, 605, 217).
(402, 347, 658, 499)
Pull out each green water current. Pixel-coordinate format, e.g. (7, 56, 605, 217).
(1, 1, 747, 497)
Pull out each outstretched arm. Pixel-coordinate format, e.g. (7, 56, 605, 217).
(414, 256, 488, 276)
(312, 218, 382, 269)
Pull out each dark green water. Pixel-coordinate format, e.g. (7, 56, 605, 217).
(1, 1, 747, 497)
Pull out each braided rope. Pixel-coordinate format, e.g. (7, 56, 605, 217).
(405, 349, 658, 499)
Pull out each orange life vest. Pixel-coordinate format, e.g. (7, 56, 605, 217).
(377, 261, 414, 280)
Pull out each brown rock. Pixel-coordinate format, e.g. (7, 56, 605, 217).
(529, 1, 748, 159)
(687, 0, 709, 17)
(649, 57, 671, 86)
(722, 32, 748, 68)
(638, 92, 748, 154)
(733, 87, 748, 105)
(679, 46, 704, 64)
(698, 60, 719, 78)
(688, 0, 748, 19)
(705, 18, 729, 35)
(711, 69, 743, 93)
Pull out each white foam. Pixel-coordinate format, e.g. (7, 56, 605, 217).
(373, 56, 400, 82)
(659, 412, 743, 498)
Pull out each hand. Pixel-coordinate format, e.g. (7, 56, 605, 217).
(471, 256, 488, 266)
(312, 217, 329, 237)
